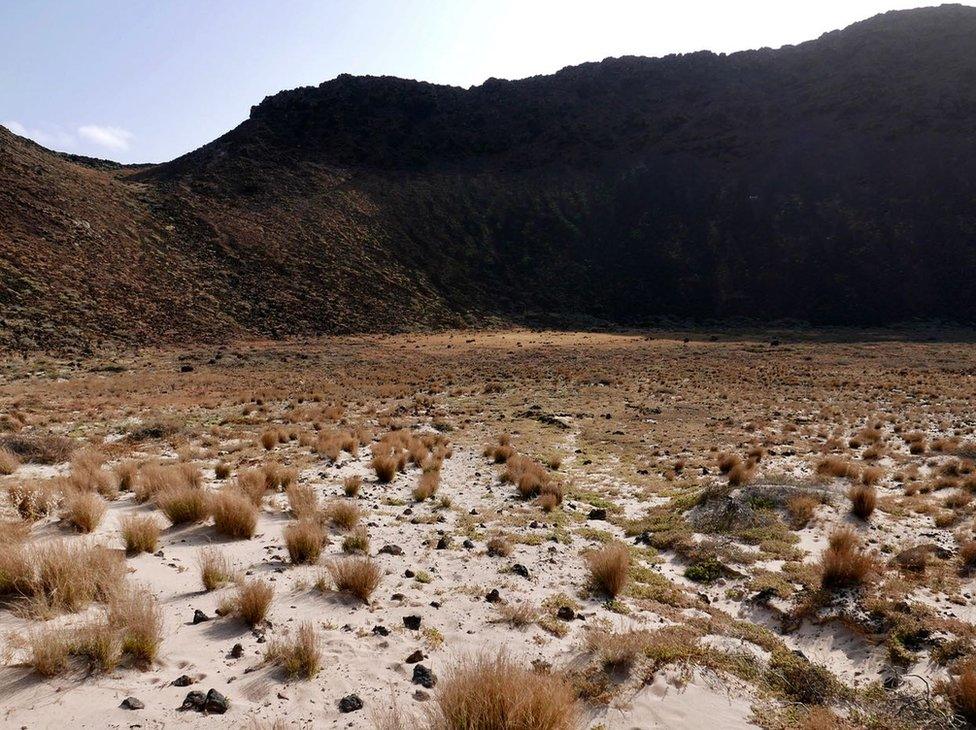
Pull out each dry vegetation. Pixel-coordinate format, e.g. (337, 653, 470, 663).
(1, 330, 976, 728)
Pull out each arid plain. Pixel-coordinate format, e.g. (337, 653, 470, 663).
(1, 330, 975, 729)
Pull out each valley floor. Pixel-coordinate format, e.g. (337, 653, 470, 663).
(0, 330, 974, 728)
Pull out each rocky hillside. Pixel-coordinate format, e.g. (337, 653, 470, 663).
(3, 5, 976, 349)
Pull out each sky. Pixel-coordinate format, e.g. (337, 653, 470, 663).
(0, 0, 964, 163)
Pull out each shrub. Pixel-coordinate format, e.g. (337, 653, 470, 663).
(134, 463, 187, 503)
(717, 452, 741, 474)
(585, 629, 649, 671)
(286, 482, 318, 519)
(325, 557, 381, 603)
(945, 490, 973, 509)
(210, 489, 258, 539)
(260, 430, 279, 450)
(67, 450, 119, 499)
(343, 475, 362, 497)
(0, 542, 33, 596)
(861, 465, 884, 485)
(62, 491, 107, 533)
(848, 484, 876, 520)
(371, 454, 398, 483)
(156, 485, 208, 525)
(214, 462, 232, 480)
(284, 520, 326, 564)
(728, 461, 754, 487)
(819, 528, 875, 590)
(430, 652, 578, 730)
(324, 500, 360, 531)
(494, 601, 539, 627)
(267, 622, 322, 679)
(816, 457, 860, 480)
(7, 481, 58, 520)
(586, 542, 630, 598)
(960, 540, 976, 569)
(119, 514, 161, 554)
(198, 547, 233, 590)
(535, 493, 560, 512)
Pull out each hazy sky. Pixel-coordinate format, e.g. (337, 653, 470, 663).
(0, 1, 962, 163)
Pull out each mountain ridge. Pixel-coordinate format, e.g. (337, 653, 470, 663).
(3, 4, 976, 350)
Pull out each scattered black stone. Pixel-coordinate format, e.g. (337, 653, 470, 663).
(435, 536, 449, 550)
(485, 588, 501, 603)
(230, 643, 244, 658)
(180, 365, 194, 372)
(391, 593, 406, 601)
(511, 563, 530, 579)
(120, 697, 144, 710)
(204, 689, 229, 714)
(404, 569, 415, 578)
(462, 539, 474, 549)
(172, 675, 193, 687)
(339, 694, 363, 713)
(403, 615, 422, 630)
(430, 601, 441, 609)
(379, 544, 404, 556)
(372, 625, 390, 637)
(587, 508, 607, 521)
(192, 609, 210, 624)
(179, 691, 206, 711)
(413, 689, 431, 701)
(405, 649, 424, 663)
(412, 664, 437, 688)
(556, 606, 575, 621)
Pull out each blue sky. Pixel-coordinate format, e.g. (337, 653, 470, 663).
(0, 0, 955, 163)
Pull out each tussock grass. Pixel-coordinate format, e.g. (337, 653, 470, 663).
(283, 519, 326, 564)
(0, 434, 75, 465)
(221, 578, 273, 626)
(848, 484, 876, 520)
(7, 480, 59, 520)
(0, 447, 20, 475)
(585, 542, 630, 598)
(343, 475, 362, 497)
(819, 528, 875, 590)
(323, 499, 361, 531)
(210, 489, 258, 538)
(198, 547, 234, 590)
(156, 485, 208, 525)
(119, 514, 161, 554)
(62, 491, 107, 533)
(266, 621, 322, 679)
(324, 557, 381, 603)
(286, 482, 318, 519)
(429, 652, 578, 730)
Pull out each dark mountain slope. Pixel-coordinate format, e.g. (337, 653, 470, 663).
(3, 5, 976, 348)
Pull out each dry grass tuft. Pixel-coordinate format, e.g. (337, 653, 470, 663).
(284, 519, 326, 564)
(786, 494, 818, 529)
(0, 434, 75, 465)
(199, 547, 234, 590)
(108, 586, 163, 667)
(156, 485, 208, 525)
(342, 526, 370, 554)
(325, 557, 381, 603)
(266, 621, 322, 679)
(324, 500, 361, 531)
(429, 652, 578, 730)
(585, 629, 650, 671)
(286, 482, 318, 519)
(210, 489, 258, 538)
(224, 578, 273, 626)
(412, 470, 440, 501)
(343, 475, 362, 497)
(486, 536, 513, 557)
(847, 484, 876, 520)
(945, 660, 976, 724)
(119, 514, 161, 554)
(585, 542, 630, 598)
(62, 491, 107, 533)
(819, 528, 875, 590)
(371, 454, 398, 483)
(0, 447, 20, 475)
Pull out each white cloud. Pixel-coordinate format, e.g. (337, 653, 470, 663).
(77, 125, 133, 152)
(2, 120, 76, 150)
